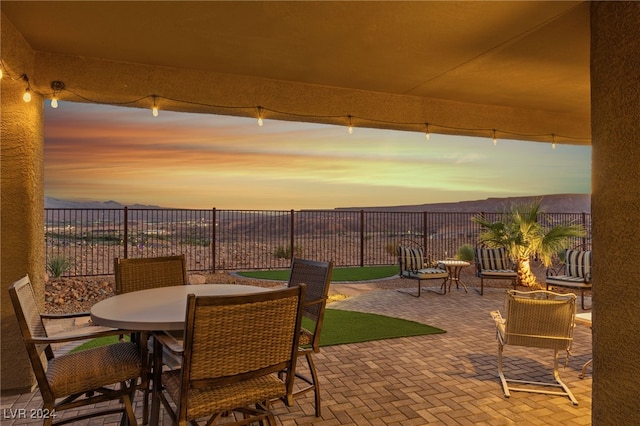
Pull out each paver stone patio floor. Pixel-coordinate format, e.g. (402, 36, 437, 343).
(2, 281, 592, 425)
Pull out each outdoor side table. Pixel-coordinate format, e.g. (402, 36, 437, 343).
(436, 260, 470, 293)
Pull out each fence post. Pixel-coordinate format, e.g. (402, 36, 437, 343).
(211, 208, 216, 273)
(423, 211, 428, 252)
(290, 210, 295, 261)
(360, 210, 365, 267)
(123, 206, 128, 259)
(582, 211, 587, 249)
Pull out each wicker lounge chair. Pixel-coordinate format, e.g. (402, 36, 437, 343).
(8, 275, 143, 425)
(397, 245, 449, 297)
(152, 285, 305, 425)
(490, 290, 578, 405)
(286, 258, 333, 417)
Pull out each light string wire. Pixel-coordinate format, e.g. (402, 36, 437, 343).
(0, 62, 591, 143)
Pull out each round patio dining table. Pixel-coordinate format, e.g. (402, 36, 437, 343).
(90, 284, 273, 331)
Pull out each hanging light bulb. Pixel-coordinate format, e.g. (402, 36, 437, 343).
(152, 95, 159, 117)
(492, 129, 497, 146)
(348, 115, 353, 134)
(257, 106, 264, 126)
(21, 74, 31, 102)
(0, 67, 3, 80)
(50, 81, 65, 109)
(424, 123, 431, 141)
(552, 133, 556, 150)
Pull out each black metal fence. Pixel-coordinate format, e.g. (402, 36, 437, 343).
(44, 208, 591, 277)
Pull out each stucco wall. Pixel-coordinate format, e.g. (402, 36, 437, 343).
(591, 2, 640, 423)
(1, 14, 45, 393)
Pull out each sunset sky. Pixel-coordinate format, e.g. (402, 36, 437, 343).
(44, 102, 591, 210)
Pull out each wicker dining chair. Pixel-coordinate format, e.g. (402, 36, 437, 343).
(286, 258, 333, 417)
(114, 254, 188, 423)
(114, 254, 188, 294)
(8, 275, 144, 426)
(490, 290, 578, 405)
(152, 285, 306, 425)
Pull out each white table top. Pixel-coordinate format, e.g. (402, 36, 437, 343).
(91, 284, 272, 331)
(575, 312, 592, 326)
(437, 260, 470, 267)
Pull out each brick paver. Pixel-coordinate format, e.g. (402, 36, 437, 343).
(1, 281, 592, 425)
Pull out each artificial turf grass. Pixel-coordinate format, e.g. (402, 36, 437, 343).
(72, 308, 443, 353)
(309, 309, 445, 347)
(237, 265, 399, 282)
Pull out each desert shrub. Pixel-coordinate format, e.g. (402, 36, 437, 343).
(47, 255, 73, 278)
(273, 244, 304, 259)
(385, 242, 398, 256)
(455, 244, 475, 261)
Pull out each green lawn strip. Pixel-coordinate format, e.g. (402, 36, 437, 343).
(305, 308, 445, 347)
(73, 308, 443, 353)
(237, 265, 399, 282)
(70, 335, 129, 353)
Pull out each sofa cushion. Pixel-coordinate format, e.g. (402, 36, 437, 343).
(546, 275, 591, 288)
(476, 247, 512, 271)
(397, 246, 424, 272)
(564, 249, 592, 279)
(401, 268, 449, 280)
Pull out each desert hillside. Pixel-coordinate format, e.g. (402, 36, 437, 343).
(45, 193, 590, 213)
(337, 194, 590, 213)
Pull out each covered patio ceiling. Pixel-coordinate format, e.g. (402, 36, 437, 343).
(1, 1, 591, 145)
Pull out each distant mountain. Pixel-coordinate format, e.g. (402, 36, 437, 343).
(45, 194, 590, 213)
(336, 194, 590, 213)
(44, 197, 165, 209)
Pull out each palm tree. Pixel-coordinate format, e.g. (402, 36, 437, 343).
(471, 199, 586, 288)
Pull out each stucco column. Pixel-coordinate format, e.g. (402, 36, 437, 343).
(0, 74, 45, 393)
(591, 2, 640, 423)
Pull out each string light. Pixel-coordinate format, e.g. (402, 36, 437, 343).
(50, 81, 65, 109)
(552, 133, 556, 150)
(5, 74, 585, 145)
(257, 106, 263, 126)
(152, 95, 159, 117)
(21, 74, 32, 102)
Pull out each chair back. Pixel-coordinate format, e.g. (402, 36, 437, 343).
(8, 275, 54, 398)
(178, 285, 306, 415)
(397, 246, 425, 274)
(564, 249, 592, 280)
(287, 258, 333, 352)
(475, 247, 511, 271)
(503, 290, 576, 350)
(114, 254, 188, 294)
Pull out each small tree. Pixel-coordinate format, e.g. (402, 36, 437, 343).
(472, 199, 586, 288)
